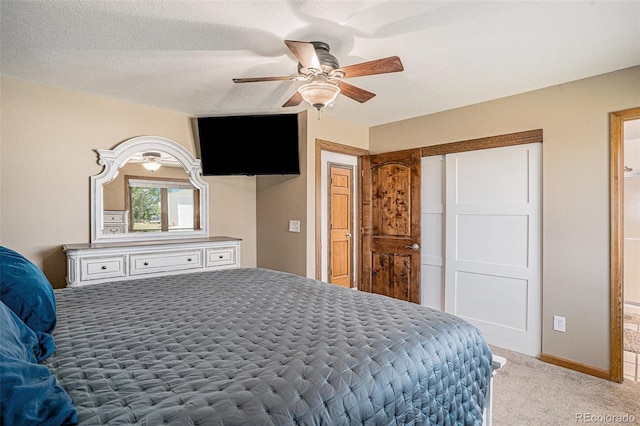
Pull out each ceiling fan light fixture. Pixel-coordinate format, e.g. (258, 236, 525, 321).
(142, 152, 162, 172)
(297, 80, 340, 111)
(233, 40, 404, 110)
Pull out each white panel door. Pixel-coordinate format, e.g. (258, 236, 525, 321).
(421, 156, 445, 310)
(444, 143, 541, 356)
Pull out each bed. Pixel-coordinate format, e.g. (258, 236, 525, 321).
(1, 247, 498, 425)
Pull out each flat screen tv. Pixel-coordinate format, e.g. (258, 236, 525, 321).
(197, 114, 300, 176)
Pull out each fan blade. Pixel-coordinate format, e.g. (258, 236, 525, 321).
(284, 40, 321, 70)
(233, 76, 296, 83)
(341, 56, 404, 79)
(282, 91, 303, 107)
(338, 81, 376, 103)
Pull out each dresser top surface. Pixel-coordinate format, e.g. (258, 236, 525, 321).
(64, 236, 241, 251)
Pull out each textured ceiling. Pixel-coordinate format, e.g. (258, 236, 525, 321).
(1, 1, 639, 127)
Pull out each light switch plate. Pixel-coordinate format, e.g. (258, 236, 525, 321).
(288, 220, 301, 233)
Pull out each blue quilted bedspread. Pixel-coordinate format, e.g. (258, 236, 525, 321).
(46, 268, 492, 425)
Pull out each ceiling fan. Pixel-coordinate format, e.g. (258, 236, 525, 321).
(232, 40, 404, 111)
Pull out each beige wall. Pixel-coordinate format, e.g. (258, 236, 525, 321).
(370, 66, 640, 371)
(0, 77, 257, 288)
(256, 110, 369, 278)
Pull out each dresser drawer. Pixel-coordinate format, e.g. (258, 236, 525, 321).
(80, 256, 127, 281)
(205, 246, 237, 268)
(130, 250, 203, 275)
(103, 210, 128, 224)
(103, 224, 127, 235)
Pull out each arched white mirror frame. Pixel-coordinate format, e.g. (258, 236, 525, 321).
(91, 136, 209, 243)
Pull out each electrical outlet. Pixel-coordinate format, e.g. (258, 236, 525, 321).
(288, 220, 300, 233)
(553, 315, 566, 332)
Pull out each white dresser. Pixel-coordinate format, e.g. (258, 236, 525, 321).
(64, 236, 241, 287)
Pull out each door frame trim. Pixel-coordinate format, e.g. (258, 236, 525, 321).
(315, 139, 368, 284)
(609, 107, 640, 383)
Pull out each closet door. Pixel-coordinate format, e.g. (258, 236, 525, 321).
(444, 143, 541, 356)
(421, 155, 445, 310)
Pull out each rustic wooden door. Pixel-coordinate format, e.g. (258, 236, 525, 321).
(329, 164, 353, 288)
(362, 149, 421, 303)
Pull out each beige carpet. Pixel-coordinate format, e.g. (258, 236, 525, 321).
(490, 346, 640, 425)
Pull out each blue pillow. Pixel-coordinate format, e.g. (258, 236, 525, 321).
(0, 246, 57, 336)
(0, 301, 77, 426)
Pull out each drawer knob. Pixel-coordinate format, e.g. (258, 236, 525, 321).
(219, 255, 223, 259)
(143, 262, 149, 266)
(101, 265, 107, 270)
(187, 258, 192, 262)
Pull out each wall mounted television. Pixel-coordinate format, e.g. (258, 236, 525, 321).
(197, 113, 300, 176)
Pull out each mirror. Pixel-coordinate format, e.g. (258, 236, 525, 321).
(91, 136, 209, 243)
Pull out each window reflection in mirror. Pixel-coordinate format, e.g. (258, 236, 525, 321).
(102, 152, 200, 234)
(127, 177, 199, 232)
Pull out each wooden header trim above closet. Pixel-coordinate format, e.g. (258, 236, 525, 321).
(421, 129, 543, 157)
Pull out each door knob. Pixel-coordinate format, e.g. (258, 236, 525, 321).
(346, 233, 352, 238)
(404, 243, 420, 251)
